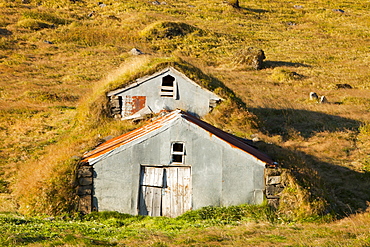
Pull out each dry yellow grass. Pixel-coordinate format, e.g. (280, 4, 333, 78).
(0, 0, 369, 224)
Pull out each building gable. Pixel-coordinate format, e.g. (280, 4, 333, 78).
(79, 110, 277, 216)
(82, 110, 273, 166)
(107, 67, 222, 120)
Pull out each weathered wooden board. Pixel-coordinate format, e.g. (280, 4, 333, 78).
(162, 167, 192, 218)
(141, 166, 164, 187)
(139, 166, 192, 217)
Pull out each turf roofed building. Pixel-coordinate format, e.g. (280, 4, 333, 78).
(78, 110, 277, 217)
(107, 67, 222, 120)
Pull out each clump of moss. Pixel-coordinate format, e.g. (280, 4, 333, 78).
(232, 47, 266, 70)
(16, 19, 52, 30)
(22, 10, 70, 25)
(140, 21, 203, 40)
(270, 68, 303, 82)
(24, 91, 79, 103)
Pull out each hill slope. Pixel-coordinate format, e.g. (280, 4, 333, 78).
(0, 0, 369, 218)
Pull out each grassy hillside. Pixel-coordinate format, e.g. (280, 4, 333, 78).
(0, 0, 369, 228)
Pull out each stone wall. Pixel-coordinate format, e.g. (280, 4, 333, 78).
(265, 168, 284, 208)
(76, 164, 93, 214)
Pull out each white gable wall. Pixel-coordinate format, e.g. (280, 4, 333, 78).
(91, 117, 266, 215)
(109, 68, 220, 118)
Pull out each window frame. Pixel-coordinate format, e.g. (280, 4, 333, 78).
(160, 75, 177, 99)
(171, 142, 185, 164)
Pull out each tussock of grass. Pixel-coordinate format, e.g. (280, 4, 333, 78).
(22, 10, 70, 25)
(24, 90, 79, 103)
(140, 21, 203, 40)
(16, 19, 52, 30)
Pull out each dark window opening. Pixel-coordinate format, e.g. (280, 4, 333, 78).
(161, 75, 175, 98)
(162, 75, 174, 87)
(172, 154, 183, 163)
(171, 142, 185, 164)
(172, 143, 184, 152)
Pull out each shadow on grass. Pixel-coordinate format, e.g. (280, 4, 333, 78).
(250, 107, 369, 217)
(0, 29, 12, 36)
(249, 107, 360, 140)
(264, 60, 311, 68)
(261, 142, 370, 217)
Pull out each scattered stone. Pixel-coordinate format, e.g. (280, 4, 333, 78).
(107, 15, 121, 21)
(43, 217, 55, 221)
(287, 22, 297, 26)
(152, 0, 160, 4)
(293, 5, 303, 9)
(88, 11, 95, 18)
(309, 92, 319, 101)
(160, 1, 167, 4)
(98, 2, 106, 7)
(335, 83, 352, 89)
(290, 71, 303, 79)
(130, 48, 144, 55)
(233, 47, 266, 70)
(320, 95, 328, 104)
(333, 9, 345, 13)
(309, 92, 329, 104)
(43, 40, 53, 44)
(226, 0, 240, 8)
(188, 4, 195, 7)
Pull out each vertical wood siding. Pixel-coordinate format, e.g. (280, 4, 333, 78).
(139, 166, 192, 217)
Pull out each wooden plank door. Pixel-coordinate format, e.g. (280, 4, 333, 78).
(139, 167, 164, 217)
(139, 166, 192, 217)
(162, 167, 192, 218)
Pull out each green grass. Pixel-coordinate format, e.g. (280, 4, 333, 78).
(0, 208, 369, 246)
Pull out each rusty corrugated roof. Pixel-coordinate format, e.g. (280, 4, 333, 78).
(82, 110, 274, 165)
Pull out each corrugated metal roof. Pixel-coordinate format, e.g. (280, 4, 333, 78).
(82, 110, 275, 165)
(181, 112, 275, 165)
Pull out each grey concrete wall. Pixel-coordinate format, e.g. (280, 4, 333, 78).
(93, 118, 266, 214)
(114, 70, 219, 117)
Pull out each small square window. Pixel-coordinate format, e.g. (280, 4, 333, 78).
(172, 143, 184, 152)
(172, 154, 183, 163)
(171, 142, 185, 164)
(161, 75, 176, 98)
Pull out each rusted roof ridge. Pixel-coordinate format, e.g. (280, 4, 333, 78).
(82, 111, 180, 161)
(82, 110, 274, 165)
(82, 125, 164, 162)
(83, 113, 178, 159)
(181, 112, 274, 165)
